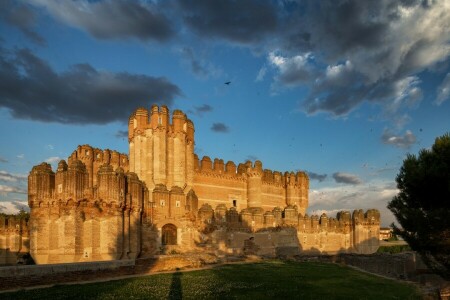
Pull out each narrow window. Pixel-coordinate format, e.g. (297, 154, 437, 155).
(58, 184, 62, 194)
(160, 199, 165, 207)
(232, 200, 237, 207)
(175, 200, 180, 208)
(158, 116, 162, 125)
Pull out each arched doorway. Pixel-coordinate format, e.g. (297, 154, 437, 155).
(161, 223, 177, 245)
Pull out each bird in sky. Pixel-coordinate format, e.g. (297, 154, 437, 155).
(224, 81, 231, 85)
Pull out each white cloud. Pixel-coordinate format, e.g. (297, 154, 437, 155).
(255, 66, 267, 82)
(386, 76, 422, 113)
(0, 171, 27, 182)
(268, 52, 315, 87)
(0, 200, 29, 214)
(436, 73, 450, 105)
(16, 154, 24, 159)
(381, 129, 416, 149)
(308, 180, 398, 226)
(45, 156, 61, 164)
(0, 184, 27, 195)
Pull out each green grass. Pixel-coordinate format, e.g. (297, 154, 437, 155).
(377, 244, 412, 254)
(2, 260, 422, 299)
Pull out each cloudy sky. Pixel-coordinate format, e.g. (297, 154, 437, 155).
(1, 0, 449, 226)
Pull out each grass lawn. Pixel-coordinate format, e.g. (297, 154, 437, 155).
(2, 260, 422, 299)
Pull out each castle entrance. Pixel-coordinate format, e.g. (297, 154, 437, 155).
(161, 223, 177, 245)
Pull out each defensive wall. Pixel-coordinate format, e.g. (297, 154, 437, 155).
(0, 215, 29, 265)
(0, 104, 380, 266)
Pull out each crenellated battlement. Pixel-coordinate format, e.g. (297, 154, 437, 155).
(196, 203, 380, 238)
(28, 147, 147, 211)
(22, 103, 381, 265)
(0, 214, 29, 234)
(67, 145, 129, 188)
(128, 105, 195, 142)
(194, 155, 308, 186)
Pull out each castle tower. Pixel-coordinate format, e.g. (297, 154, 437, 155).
(28, 163, 55, 206)
(128, 105, 195, 207)
(246, 161, 263, 208)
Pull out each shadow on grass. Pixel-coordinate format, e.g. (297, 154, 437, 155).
(1, 260, 423, 299)
(168, 269, 183, 300)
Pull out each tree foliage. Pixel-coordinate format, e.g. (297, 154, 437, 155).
(388, 133, 450, 278)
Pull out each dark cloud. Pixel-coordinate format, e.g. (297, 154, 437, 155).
(332, 172, 362, 185)
(177, 0, 278, 44)
(0, 156, 7, 163)
(307, 171, 327, 182)
(115, 130, 128, 139)
(0, 47, 182, 124)
(195, 104, 213, 113)
(211, 122, 229, 133)
(381, 129, 416, 148)
(31, 0, 173, 42)
(0, 1, 45, 46)
(189, 104, 213, 117)
(268, 1, 448, 118)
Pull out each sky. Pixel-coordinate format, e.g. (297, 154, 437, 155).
(0, 0, 449, 226)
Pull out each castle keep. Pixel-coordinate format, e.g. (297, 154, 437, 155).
(2, 105, 380, 264)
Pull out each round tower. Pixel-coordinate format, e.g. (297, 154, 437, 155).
(246, 160, 263, 208)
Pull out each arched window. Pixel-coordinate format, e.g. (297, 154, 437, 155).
(162, 224, 177, 245)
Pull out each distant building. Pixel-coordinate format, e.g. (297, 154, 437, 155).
(1, 105, 381, 265)
(379, 227, 393, 240)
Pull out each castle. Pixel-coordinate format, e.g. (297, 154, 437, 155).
(1, 105, 380, 265)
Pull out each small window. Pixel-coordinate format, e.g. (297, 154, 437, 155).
(58, 184, 62, 194)
(232, 200, 237, 207)
(175, 200, 180, 208)
(160, 200, 165, 207)
(158, 116, 162, 125)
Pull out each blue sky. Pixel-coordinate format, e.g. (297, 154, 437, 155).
(1, 0, 449, 226)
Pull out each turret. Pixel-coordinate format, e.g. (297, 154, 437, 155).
(161, 106, 169, 127)
(246, 161, 263, 208)
(320, 213, 328, 230)
(97, 164, 126, 205)
(28, 162, 55, 207)
(66, 159, 88, 200)
(172, 110, 186, 133)
(150, 104, 159, 128)
(186, 119, 195, 142)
